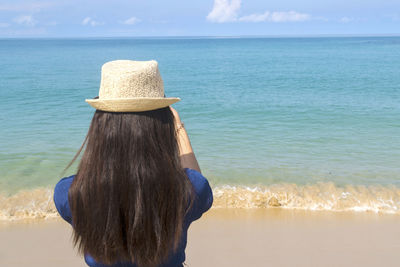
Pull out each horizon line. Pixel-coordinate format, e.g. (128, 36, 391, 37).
(1, 33, 400, 39)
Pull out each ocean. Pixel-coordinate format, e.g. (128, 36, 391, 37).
(1, 36, 400, 219)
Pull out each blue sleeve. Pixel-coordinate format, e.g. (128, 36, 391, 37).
(53, 175, 74, 224)
(185, 168, 213, 222)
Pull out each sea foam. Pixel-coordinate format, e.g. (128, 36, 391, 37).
(1, 183, 400, 221)
(0, 188, 58, 221)
(212, 183, 400, 213)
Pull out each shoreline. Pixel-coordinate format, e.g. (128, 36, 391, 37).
(2, 182, 400, 221)
(1, 209, 400, 267)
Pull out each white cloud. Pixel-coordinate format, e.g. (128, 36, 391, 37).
(82, 17, 104, 26)
(0, 22, 10, 28)
(239, 11, 310, 23)
(14, 15, 37, 26)
(207, 0, 310, 23)
(340, 17, 354, 23)
(82, 17, 91, 25)
(121, 17, 141, 25)
(262, 11, 310, 22)
(238, 12, 270, 22)
(207, 0, 241, 23)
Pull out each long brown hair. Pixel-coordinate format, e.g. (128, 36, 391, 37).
(67, 107, 193, 267)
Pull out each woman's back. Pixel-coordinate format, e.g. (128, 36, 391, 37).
(54, 168, 213, 267)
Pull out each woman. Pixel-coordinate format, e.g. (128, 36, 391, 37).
(53, 60, 213, 267)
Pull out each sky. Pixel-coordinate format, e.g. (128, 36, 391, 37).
(0, 0, 399, 37)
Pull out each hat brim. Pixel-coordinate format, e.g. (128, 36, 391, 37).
(85, 97, 180, 112)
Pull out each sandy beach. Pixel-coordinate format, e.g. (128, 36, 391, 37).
(1, 209, 399, 267)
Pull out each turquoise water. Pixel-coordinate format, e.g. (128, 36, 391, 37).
(1, 37, 400, 196)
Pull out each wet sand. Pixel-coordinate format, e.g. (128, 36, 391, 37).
(1, 209, 400, 267)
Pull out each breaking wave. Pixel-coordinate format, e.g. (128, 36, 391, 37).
(1, 183, 400, 221)
(0, 188, 58, 221)
(212, 183, 400, 213)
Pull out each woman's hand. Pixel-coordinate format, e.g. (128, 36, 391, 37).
(170, 106, 182, 125)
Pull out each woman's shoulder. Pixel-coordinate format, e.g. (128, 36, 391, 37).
(54, 175, 75, 200)
(53, 175, 75, 224)
(184, 168, 213, 197)
(55, 175, 75, 188)
(184, 168, 213, 221)
(184, 168, 208, 187)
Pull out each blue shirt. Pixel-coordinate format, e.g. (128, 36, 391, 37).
(53, 168, 213, 267)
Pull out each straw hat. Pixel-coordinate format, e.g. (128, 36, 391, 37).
(86, 60, 180, 112)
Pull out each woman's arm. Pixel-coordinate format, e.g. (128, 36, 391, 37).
(170, 107, 201, 173)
